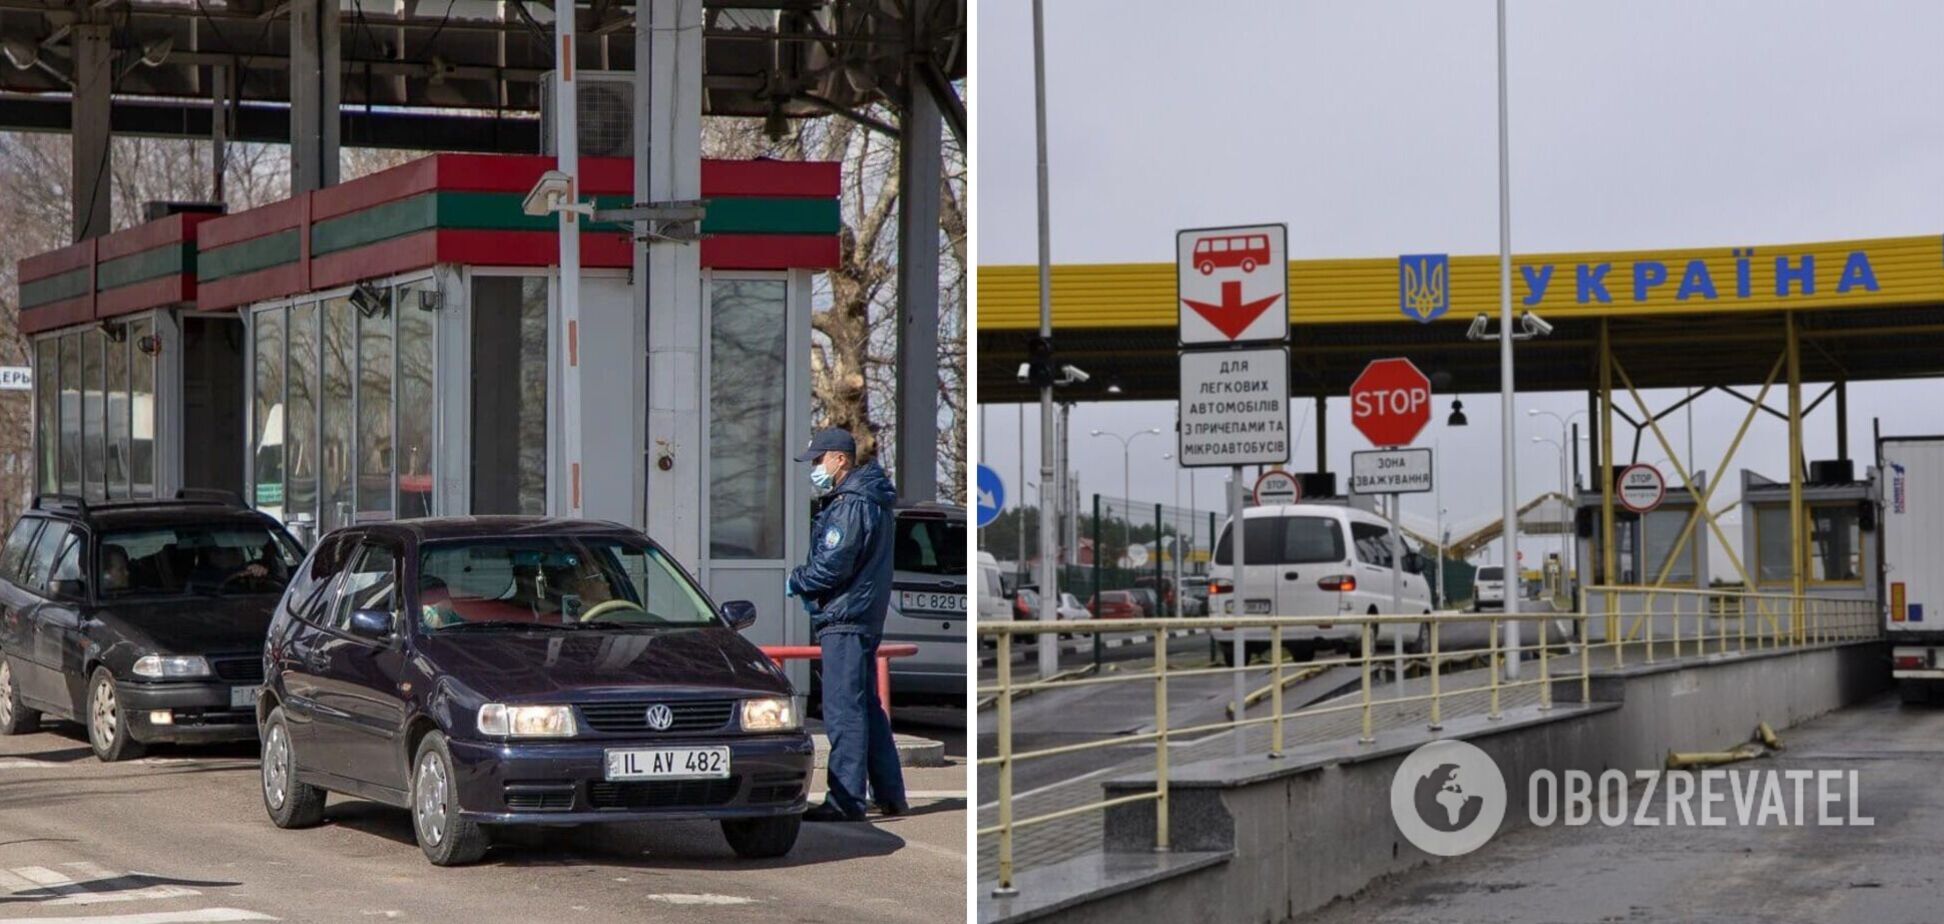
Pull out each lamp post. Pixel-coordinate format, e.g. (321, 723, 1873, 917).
(1091, 427, 1162, 568)
(1493, 0, 1521, 680)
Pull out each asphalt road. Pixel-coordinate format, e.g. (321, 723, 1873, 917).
(0, 716, 966, 924)
(1308, 694, 1944, 924)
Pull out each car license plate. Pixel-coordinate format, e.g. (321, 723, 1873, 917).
(899, 590, 966, 614)
(1245, 599, 1273, 614)
(229, 685, 259, 709)
(605, 746, 731, 781)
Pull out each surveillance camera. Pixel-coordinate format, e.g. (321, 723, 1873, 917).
(1059, 364, 1091, 384)
(522, 170, 574, 217)
(1520, 311, 1554, 336)
(1016, 362, 1033, 384)
(1466, 314, 1490, 341)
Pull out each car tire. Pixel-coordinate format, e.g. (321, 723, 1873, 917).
(261, 706, 327, 828)
(721, 813, 803, 859)
(1898, 680, 1932, 706)
(1216, 642, 1236, 668)
(86, 667, 144, 762)
(411, 731, 489, 866)
(0, 657, 40, 736)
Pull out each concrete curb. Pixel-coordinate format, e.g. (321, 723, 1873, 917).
(812, 732, 946, 769)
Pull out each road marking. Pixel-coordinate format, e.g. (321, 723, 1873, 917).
(645, 894, 756, 906)
(810, 789, 965, 801)
(0, 910, 275, 923)
(0, 758, 57, 769)
(0, 863, 203, 907)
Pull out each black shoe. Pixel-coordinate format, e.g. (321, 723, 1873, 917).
(874, 799, 910, 817)
(803, 802, 867, 823)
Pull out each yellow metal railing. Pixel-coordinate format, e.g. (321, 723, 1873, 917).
(978, 588, 1879, 895)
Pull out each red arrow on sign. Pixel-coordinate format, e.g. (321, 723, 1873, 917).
(1182, 280, 1282, 340)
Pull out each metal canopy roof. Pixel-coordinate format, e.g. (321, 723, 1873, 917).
(977, 234, 1944, 403)
(0, 0, 965, 151)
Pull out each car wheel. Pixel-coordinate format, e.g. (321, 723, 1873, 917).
(412, 731, 489, 866)
(0, 658, 40, 735)
(721, 813, 803, 859)
(261, 706, 327, 828)
(1216, 642, 1236, 668)
(86, 667, 143, 762)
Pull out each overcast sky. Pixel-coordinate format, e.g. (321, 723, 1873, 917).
(972, 0, 1944, 574)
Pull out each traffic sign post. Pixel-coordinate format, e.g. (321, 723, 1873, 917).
(1347, 358, 1436, 703)
(1618, 464, 1667, 513)
(1178, 224, 1292, 759)
(1254, 470, 1301, 506)
(976, 464, 1007, 529)
(1176, 224, 1289, 345)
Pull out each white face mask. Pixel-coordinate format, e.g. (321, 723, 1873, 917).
(810, 465, 836, 493)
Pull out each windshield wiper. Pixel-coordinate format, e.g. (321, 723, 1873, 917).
(433, 620, 582, 632)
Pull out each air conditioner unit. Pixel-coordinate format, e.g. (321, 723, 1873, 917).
(539, 70, 635, 158)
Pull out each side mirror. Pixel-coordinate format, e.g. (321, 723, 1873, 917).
(722, 600, 758, 631)
(50, 578, 86, 600)
(347, 608, 395, 639)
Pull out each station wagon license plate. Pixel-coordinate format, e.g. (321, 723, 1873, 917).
(605, 746, 731, 781)
(229, 685, 259, 709)
(899, 590, 966, 614)
(1245, 600, 1273, 614)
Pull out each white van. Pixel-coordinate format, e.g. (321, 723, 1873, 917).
(1471, 565, 1506, 611)
(1206, 503, 1433, 665)
(976, 550, 1011, 623)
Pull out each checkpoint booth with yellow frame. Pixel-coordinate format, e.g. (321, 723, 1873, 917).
(979, 233, 1944, 635)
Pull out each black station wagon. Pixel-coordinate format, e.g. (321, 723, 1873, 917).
(257, 517, 813, 865)
(0, 492, 303, 761)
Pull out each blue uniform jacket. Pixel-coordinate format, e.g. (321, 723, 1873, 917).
(790, 460, 898, 641)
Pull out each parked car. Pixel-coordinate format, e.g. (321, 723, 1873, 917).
(1056, 592, 1091, 622)
(257, 517, 810, 866)
(1207, 503, 1433, 665)
(1126, 587, 1163, 619)
(977, 551, 1009, 624)
(1472, 566, 1506, 611)
(1012, 587, 1042, 620)
(1179, 576, 1211, 617)
(1087, 590, 1140, 619)
(1133, 576, 1176, 615)
(0, 493, 303, 761)
(883, 502, 965, 705)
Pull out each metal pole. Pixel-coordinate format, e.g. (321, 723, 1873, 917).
(555, 1, 584, 519)
(1230, 466, 1246, 758)
(1495, 0, 1521, 678)
(1787, 313, 1805, 642)
(1389, 492, 1404, 701)
(1032, 0, 1059, 685)
(1092, 493, 1103, 671)
(1017, 407, 1026, 581)
(1435, 439, 1444, 609)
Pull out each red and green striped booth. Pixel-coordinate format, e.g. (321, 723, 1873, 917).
(18, 211, 220, 334)
(194, 153, 840, 310)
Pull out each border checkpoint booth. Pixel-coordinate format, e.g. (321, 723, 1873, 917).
(15, 152, 841, 660)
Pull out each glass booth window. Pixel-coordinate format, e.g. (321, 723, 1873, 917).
(1756, 505, 1792, 584)
(287, 303, 318, 525)
(1810, 505, 1862, 583)
(708, 279, 788, 559)
(396, 281, 436, 519)
(1641, 508, 1695, 584)
(35, 338, 56, 494)
(252, 307, 286, 513)
(357, 292, 394, 519)
(127, 318, 154, 498)
(320, 296, 354, 530)
(105, 329, 129, 498)
(57, 332, 80, 493)
(81, 327, 103, 500)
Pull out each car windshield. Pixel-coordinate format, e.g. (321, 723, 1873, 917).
(417, 536, 719, 631)
(99, 524, 302, 598)
(896, 515, 965, 575)
(1478, 566, 1504, 581)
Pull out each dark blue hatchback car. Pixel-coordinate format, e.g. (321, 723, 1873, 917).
(256, 517, 812, 865)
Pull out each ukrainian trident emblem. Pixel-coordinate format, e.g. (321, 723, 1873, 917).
(1399, 254, 1450, 323)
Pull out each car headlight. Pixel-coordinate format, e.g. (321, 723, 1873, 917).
(741, 696, 801, 732)
(477, 703, 578, 738)
(132, 655, 211, 679)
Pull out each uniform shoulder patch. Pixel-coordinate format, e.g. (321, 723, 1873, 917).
(822, 527, 844, 550)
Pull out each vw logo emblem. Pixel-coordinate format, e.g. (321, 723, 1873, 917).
(644, 704, 674, 731)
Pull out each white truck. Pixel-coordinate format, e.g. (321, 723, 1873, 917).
(1880, 437, 1944, 703)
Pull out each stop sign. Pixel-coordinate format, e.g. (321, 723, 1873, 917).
(1350, 358, 1432, 447)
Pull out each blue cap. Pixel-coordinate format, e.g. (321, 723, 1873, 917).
(795, 428, 857, 462)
